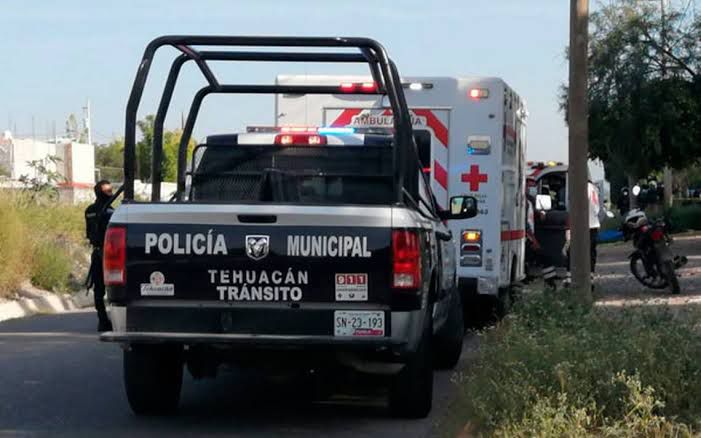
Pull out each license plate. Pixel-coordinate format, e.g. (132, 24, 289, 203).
(334, 311, 385, 337)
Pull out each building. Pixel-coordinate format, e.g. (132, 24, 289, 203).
(0, 130, 95, 203)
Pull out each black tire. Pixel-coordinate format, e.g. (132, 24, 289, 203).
(389, 313, 433, 418)
(434, 293, 464, 369)
(630, 252, 668, 289)
(662, 260, 681, 294)
(124, 344, 183, 415)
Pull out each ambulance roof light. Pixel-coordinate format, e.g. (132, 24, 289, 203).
(468, 88, 490, 99)
(402, 82, 433, 90)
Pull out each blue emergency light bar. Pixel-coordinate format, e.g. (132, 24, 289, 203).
(317, 127, 355, 135)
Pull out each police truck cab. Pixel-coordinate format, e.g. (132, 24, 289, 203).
(100, 36, 477, 419)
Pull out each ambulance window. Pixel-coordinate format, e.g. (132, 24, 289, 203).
(413, 130, 431, 170)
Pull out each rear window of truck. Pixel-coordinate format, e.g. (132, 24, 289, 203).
(189, 145, 394, 205)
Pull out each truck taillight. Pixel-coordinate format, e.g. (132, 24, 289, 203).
(392, 230, 422, 289)
(103, 226, 126, 286)
(274, 133, 326, 145)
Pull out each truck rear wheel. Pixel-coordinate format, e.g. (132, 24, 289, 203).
(434, 293, 464, 369)
(124, 344, 183, 415)
(389, 314, 433, 418)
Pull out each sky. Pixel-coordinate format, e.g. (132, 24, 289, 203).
(0, 0, 571, 162)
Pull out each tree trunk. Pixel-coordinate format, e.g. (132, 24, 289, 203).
(568, 0, 592, 305)
(663, 166, 673, 209)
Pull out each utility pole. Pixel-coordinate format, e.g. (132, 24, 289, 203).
(568, 0, 592, 303)
(659, 0, 674, 208)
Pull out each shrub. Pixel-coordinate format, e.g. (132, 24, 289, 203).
(667, 204, 701, 231)
(0, 190, 87, 297)
(30, 239, 73, 292)
(446, 290, 701, 436)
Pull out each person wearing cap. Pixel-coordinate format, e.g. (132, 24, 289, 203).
(85, 180, 115, 332)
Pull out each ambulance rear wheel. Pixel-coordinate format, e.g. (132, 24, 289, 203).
(124, 344, 183, 415)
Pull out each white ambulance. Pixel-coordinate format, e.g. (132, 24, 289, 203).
(275, 75, 528, 316)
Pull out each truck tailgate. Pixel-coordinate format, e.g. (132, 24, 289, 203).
(117, 204, 392, 306)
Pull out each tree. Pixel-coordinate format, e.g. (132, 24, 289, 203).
(134, 115, 196, 183)
(563, 0, 701, 193)
(136, 115, 155, 182)
(65, 113, 88, 143)
(95, 138, 124, 169)
(162, 129, 196, 182)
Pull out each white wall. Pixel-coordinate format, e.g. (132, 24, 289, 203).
(4, 138, 95, 187)
(64, 142, 95, 186)
(9, 139, 58, 180)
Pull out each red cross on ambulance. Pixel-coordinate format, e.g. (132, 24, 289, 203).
(461, 165, 488, 191)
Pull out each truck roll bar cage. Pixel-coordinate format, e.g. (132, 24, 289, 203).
(123, 35, 415, 203)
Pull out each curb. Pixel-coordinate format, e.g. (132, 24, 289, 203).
(0, 282, 94, 323)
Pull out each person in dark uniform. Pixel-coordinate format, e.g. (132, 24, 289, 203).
(85, 180, 114, 332)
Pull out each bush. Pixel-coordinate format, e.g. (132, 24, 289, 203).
(30, 239, 73, 292)
(0, 191, 87, 298)
(0, 204, 32, 297)
(667, 204, 701, 231)
(446, 290, 701, 436)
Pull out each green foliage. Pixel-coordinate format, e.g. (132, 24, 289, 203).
(446, 290, 701, 436)
(494, 374, 694, 438)
(667, 204, 701, 231)
(132, 115, 196, 182)
(95, 138, 124, 169)
(563, 0, 701, 180)
(162, 128, 196, 182)
(30, 239, 72, 292)
(136, 115, 155, 182)
(18, 155, 64, 205)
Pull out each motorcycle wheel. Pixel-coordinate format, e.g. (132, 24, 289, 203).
(661, 260, 681, 294)
(630, 252, 668, 290)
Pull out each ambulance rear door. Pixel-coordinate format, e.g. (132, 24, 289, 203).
(323, 107, 451, 211)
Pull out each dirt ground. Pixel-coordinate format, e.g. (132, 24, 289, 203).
(595, 233, 701, 306)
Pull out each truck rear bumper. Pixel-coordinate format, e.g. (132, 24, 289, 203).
(101, 303, 425, 357)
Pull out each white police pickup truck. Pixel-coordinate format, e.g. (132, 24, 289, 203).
(100, 35, 477, 419)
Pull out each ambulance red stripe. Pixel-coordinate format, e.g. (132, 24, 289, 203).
(412, 109, 448, 147)
(433, 160, 448, 190)
(500, 230, 525, 241)
(330, 108, 363, 127)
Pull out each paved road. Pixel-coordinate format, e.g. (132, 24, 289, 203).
(0, 310, 476, 437)
(595, 233, 701, 303)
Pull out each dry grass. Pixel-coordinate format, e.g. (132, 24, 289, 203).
(0, 191, 86, 298)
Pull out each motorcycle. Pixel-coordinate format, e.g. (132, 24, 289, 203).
(621, 209, 687, 294)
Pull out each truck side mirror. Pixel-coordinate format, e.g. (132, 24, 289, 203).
(535, 194, 552, 211)
(438, 196, 478, 220)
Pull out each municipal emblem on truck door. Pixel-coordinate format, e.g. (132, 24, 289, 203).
(245, 235, 270, 261)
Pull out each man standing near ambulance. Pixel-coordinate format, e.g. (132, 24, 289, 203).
(588, 179, 601, 273)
